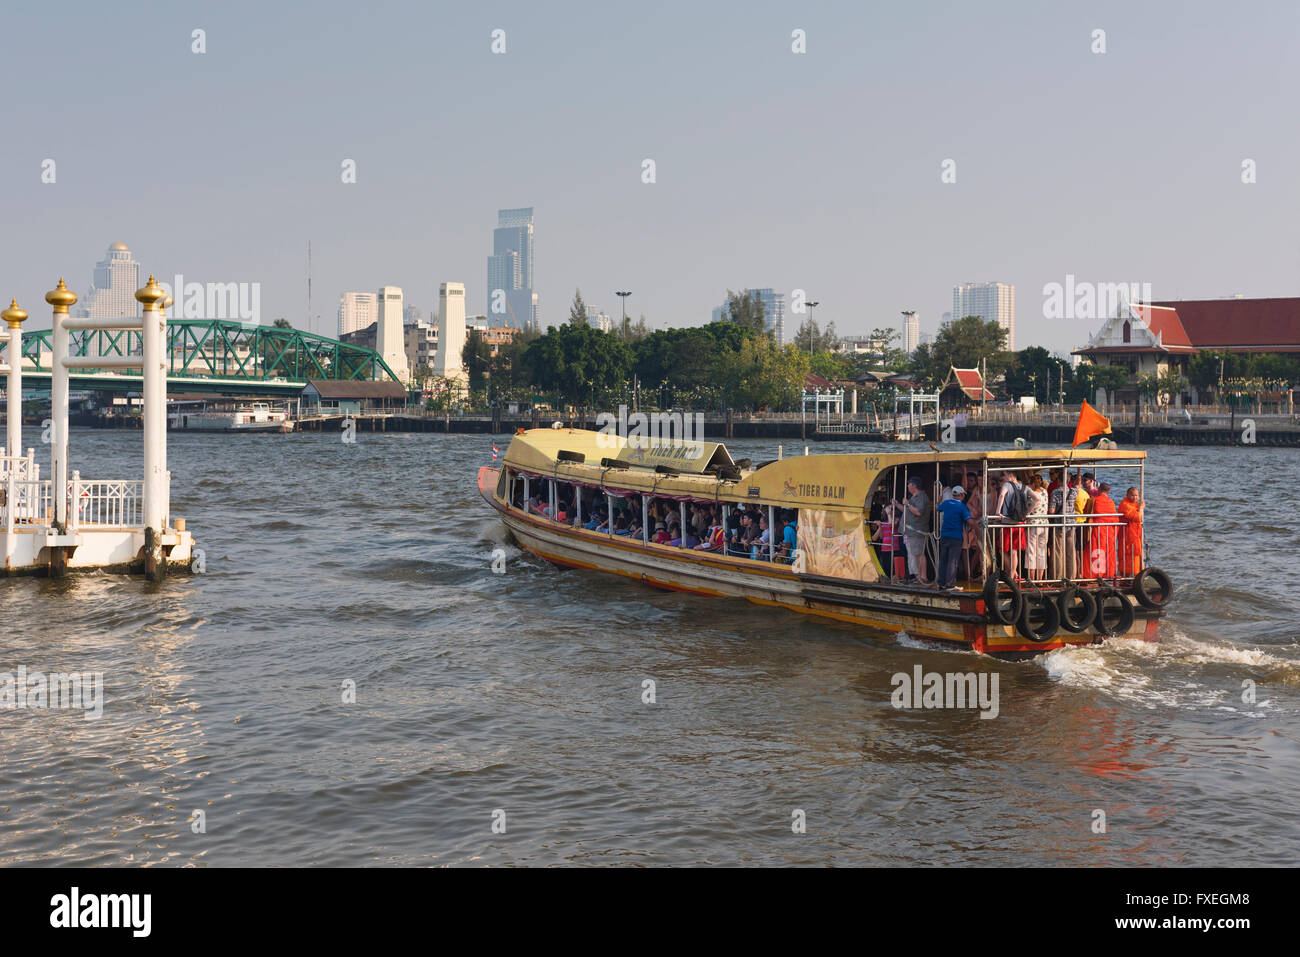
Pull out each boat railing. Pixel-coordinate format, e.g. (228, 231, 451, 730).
(976, 510, 1141, 584)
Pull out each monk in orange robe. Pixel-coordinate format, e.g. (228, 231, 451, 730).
(1086, 483, 1119, 578)
(1117, 487, 1145, 576)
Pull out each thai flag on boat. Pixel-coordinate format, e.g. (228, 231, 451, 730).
(491, 445, 500, 461)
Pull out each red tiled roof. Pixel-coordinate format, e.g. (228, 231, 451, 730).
(946, 366, 994, 401)
(1133, 305, 1192, 348)
(1151, 298, 1300, 351)
(804, 373, 833, 389)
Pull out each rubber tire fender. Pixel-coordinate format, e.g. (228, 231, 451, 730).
(1133, 567, 1174, 610)
(1094, 586, 1136, 637)
(1057, 584, 1097, 634)
(1016, 590, 1062, 643)
(983, 570, 1023, 626)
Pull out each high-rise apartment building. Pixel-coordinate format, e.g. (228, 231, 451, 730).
(710, 288, 787, 345)
(953, 282, 1015, 350)
(487, 207, 537, 330)
(75, 242, 140, 319)
(902, 311, 920, 354)
(338, 292, 377, 336)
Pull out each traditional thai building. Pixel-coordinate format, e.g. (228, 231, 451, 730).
(1074, 297, 1300, 407)
(940, 366, 995, 408)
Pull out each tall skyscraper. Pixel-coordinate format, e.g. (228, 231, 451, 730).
(953, 282, 1016, 350)
(75, 242, 140, 318)
(902, 311, 920, 354)
(710, 288, 787, 345)
(376, 286, 409, 383)
(338, 291, 377, 336)
(433, 282, 467, 383)
(487, 207, 536, 330)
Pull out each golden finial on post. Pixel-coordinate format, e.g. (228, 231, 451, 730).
(45, 277, 78, 313)
(1, 299, 27, 327)
(135, 274, 165, 308)
(160, 293, 174, 318)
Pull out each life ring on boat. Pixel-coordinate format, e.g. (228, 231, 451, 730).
(1056, 584, 1097, 634)
(1016, 590, 1061, 643)
(982, 571, 1023, 626)
(1093, 586, 1136, 637)
(1132, 567, 1174, 610)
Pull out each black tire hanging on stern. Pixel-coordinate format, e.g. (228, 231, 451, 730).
(1057, 584, 1097, 634)
(1132, 567, 1174, 609)
(1094, 586, 1136, 637)
(1016, 589, 1062, 643)
(983, 571, 1023, 626)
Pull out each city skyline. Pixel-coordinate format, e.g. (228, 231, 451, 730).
(2, 3, 1295, 357)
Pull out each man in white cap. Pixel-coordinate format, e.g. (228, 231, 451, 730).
(935, 484, 972, 590)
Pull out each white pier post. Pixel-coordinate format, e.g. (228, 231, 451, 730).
(2, 299, 26, 469)
(45, 280, 76, 541)
(136, 276, 166, 580)
(158, 294, 172, 528)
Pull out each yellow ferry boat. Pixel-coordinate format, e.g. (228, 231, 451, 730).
(478, 428, 1174, 657)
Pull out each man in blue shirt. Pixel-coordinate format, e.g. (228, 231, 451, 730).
(936, 486, 972, 590)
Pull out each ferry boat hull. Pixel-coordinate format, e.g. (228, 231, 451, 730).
(478, 463, 1160, 657)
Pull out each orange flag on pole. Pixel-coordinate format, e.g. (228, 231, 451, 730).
(1072, 400, 1112, 448)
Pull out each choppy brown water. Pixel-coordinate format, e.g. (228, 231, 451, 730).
(1, 430, 1296, 865)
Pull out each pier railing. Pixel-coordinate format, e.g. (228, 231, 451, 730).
(70, 478, 144, 530)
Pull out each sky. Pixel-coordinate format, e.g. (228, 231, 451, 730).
(1, 0, 1297, 356)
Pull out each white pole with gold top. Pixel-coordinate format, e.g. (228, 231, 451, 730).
(1, 299, 27, 463)
(135, 276, 166, 578)
(45, 279, 76, 533)
(159, 293, 172, 527)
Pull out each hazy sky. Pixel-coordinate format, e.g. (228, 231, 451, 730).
(2, 0, 1296, 355)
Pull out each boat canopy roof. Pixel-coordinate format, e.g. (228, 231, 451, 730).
(501, 429, 1145, 509)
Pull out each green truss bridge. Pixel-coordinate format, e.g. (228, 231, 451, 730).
(14, 319, 401, 396)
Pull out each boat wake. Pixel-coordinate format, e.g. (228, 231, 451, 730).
(1038, 623, 1299, 713)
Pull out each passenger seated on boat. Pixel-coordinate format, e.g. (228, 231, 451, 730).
(694, 523, 724, 550)
(651, 522, 671, 544)
(750, 515, 772, 560)
(773, 512, 797, 562)
(583, 507, 606, 531)
(626, 515, 643, 539)
(730, 512, 756, 557)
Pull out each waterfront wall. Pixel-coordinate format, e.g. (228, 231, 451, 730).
(74, 411, 1300, 447)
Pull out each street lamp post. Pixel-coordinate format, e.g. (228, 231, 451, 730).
(805, 300, 820, 356)
(616, 291, 631, 327)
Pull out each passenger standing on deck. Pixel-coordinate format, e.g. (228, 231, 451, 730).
(1024, 473, 1048, 581)
(1087, 482, 1119, 577)
(994, 471, 1027, 582)
(1048, 473, 1067, 578)
(936, 486, 972, 591)
(1118, 487, 1145, 575)
(898, 476, 932, 584)
(962, 470, 984, 580)
(1065, 473, 1090, 579)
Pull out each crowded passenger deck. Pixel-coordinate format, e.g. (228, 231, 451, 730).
(478, 428, 1173, 655)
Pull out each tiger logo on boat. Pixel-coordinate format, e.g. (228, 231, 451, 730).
(782, 478, 798, 497)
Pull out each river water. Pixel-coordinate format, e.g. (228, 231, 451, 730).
(1, 429, 1296, 866)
